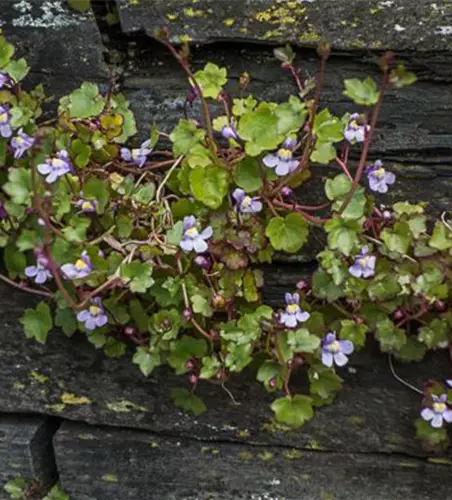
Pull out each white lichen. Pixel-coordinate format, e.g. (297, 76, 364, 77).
(11, 1, 83, 29)
(436, 26, 452, 35)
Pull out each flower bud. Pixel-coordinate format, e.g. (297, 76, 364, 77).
(434, 300, 448, 313)
(269, 377, 277, 388)
(161, 319, 172, 332)
(189, 373, 198, 385)
(185, 359, 195, 370)
(280, 186, 293, 197)
(124, 326, 135, 337)
(194, 255, 211, 270)
(296, 279, 310, 291)
(212, 294, 226, 309)
(392, 308, 405, 321)
(382, 210, 392, 220)
(183, 307, 193, 321)
(317, 41, 331, 59)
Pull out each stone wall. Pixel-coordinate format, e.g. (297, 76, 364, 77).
(1, 1, 452, 498)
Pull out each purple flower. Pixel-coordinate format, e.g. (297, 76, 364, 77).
(194, 255, 211, 269)
(180, 216, 213, 254)
(76, 297, 108, 331)
(0, 104, 13, 138)
(222, 121, 238, 140)
(280, 186, 293, 197)
(344, 113, 370, 143)
(447, 380, 452, 388)
(37, 150, 72, 184)
(11, 129, 35, 159)
(321, 332, 354, 367)
(263, 138, 299, 177)
(61, 251, 93, 280)
(121, 139, 152, 168)
(349, 246, 376, 279)
(76, 197, 97, 213)
(0, 71, 11, 89)
(421, 394, 452, 428)
(279, 292, 310, 328)
(25, 256, 52, 284)
(232, 188, 262, 214)
(366, 160, 395, 194)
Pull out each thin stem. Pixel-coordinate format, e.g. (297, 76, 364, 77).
(272, 199, 327, 225)
(335, 157, 353, 181)
(388, 354, 423, 395)
(283, 364, 293, 398)
(0, 273, 54, 299)
(155, 155, 184, 203)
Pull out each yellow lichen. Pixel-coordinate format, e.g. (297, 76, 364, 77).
(201, 447, 220, 455)
(61, 392, 91, 405)
(106, 400, 147, 413)
(183, 8, 208, 18)
(223, 19, 235, 27)
(258, 451, 274, 461)
(179, 34, 193, 43)
(427, 458, 452, 466)
(237, 429, 250, 439)
(237, 451, 254, 461)
(150, 441, 160, 448)
(45, 403, 66, 412)
(102, 474, 118, 483)
(166, 13, 178, 21)
(283, 449, 303, 460)
(29, 370, 49, 383)
(348, 416, 365, 425)
(12, 382, 25, 391)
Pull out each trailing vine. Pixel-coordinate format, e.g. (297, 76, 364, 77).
(0, 28, 451, 451)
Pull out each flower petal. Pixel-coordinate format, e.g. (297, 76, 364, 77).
(421, 408, 434, 421)
(193, 237, 208, 254)
(431, 414, 444, 428)
(339, 340, 354, 355)
(263, 154, 278, 168)
(334, 352, 349, 367)
(77, 310, 90, 322)
(322, 351, 333, 368)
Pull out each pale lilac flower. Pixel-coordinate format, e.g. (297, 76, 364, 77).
(222, 120, 238, 140)
(349, 246, 376, 279)
(25, 256, 52, 284)
(421, 394, 452, 428)
(447, 380, 452, 388)
(344, 113, 370, 143)
(232, 188, 262, 214)
(321, 332, 354, 368)
(279, 292, 310, 328)
(263, 138, 299, 177)
(37, 150, 72, 184)
(77, 297, 108, 331)
(0, 104, 13, 138)
(61, 251, 93, 280)
(76, 197, 97, 213)
(0, 72, 11, 89)
(121, 139, 152, 168)
(180, 216, 213, 254)
(366, 160, 395, 194)
(11, 129, 35, 159)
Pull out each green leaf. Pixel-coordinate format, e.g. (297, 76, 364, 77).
(232, 96, 257, 116)
(129, 299, 149, 332)
(324, 217, 361, 256)
(312, 269, 345, 302)
(332, 189, 366, 220)
(375, 318, 407, 352)
(43, 483, 70, 500)
(393, 202, 424, 216)
(313, 109, 344, 143)
(309, 364, 343, 404)
(132, 183, 155, 205)
(171, 388, 207, 416)
(275, 96, 307, 135)
(274, 44, 295, 64)
(170, 119, 205, 156)
(234, 157, 263, 192)
(429, 221, 452, 251)
(340, 319, 368, 349)
(83, 177, 109, 213)
(3, 167, 32, 205)
(395, 337, 427, 362)
(238, 103, 282, 156)
(0, 37, 15, 68)
(225, 343, 253, 372)
(4, 244, 26, 278)
(287, 328, 320, 353)
(16, 229, 39, 252)
(104, 338, 127, 358)
(390, 64, 417, 89)
(271, 395, 314, 428)
(266, 213, 309, 253)
(62, 216, 91, 243)
(120, 262, 154, 293)
(115, 214, 133, 238)
(189, 165, 229, 209)
(199, 355, 221, 379)
(68, 0, 91, 13)
(20, 302, 53, 344)
(343, 77, 380, 106)
(325, 174, 351, 201)
(5, 58, 29, 83)
(192, 294, 213, 317)
(310, 141, 336, 164)
(55, 308, 77, 337)
(4, 477, 26, 499)
(418, 318, 450, 349)
(381, 222, 412, 254)
(194, 62, 227, 99)
(133, 346, 161, 376)
(186, 144, 212, 169)
(168, 336, 207, 374)
(407, 215, 427, 239)
(368, 275, 401, 301)
(257, 360, 284, 391)
(415, 418, 449, 449)
(166, 220, 184, 246)
(62, 82, 105, 119)
(71, 138, 92, 168)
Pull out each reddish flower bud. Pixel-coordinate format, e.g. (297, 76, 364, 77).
(434, 300, 448, 313)
(212, 294, 226, 309)
(161, 319, 172, 331)
(194, 255, 211, 270)
(296, 279, 310, 291)
(280, 186, 293, 197)
(392, 308, 405, 320)
(183, 307, 193, 320)
(185, 359, 195, 370)
(124, 326, 135, 337)
(269, 377, 277, 388)
(189, 373, 198, 385)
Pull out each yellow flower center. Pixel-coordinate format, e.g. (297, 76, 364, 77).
(328, 340, 340, 353)
(350, 120, 358, 129)
(358, 256, 370, 267)
(16, 137, 24, 145)
(374, 167, 386, 179)
(0, 112, 8, 124)
(186, 227, 199, 238)
(278, 148, 292, 160)
(433, 402, 447, 414)
(131, 149, 142, 160)
(287, 303, 300, 314)
(81, 201, 93, 211)
(242, 196, 252, 208)
(52, 158, 66, 169)
(89, 305, 101, 316)
(75, 259, 88, 270)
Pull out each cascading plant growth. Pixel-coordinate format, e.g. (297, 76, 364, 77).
(0, 28, 451, 450)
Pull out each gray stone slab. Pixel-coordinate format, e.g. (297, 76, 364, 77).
(116, 0, 452, 51)
(54, 420, 452, 500)
(0, 282, 450, 460)
(0, 415, 57, 491)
